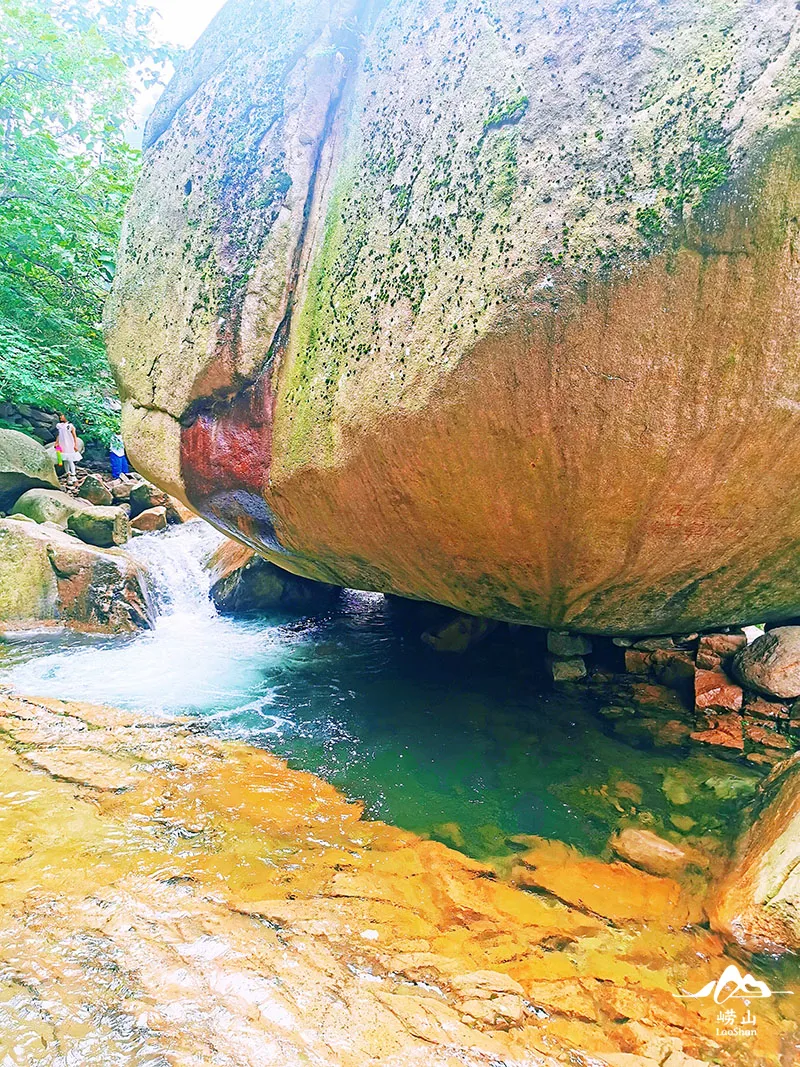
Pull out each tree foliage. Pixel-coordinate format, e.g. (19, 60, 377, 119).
(0, 0, 172, 443)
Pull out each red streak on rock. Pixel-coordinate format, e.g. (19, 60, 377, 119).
(180, 376, 273, 504)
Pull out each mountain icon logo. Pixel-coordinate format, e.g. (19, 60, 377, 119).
(674, 964, 793, 1003)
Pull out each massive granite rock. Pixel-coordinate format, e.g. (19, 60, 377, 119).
(106, 0, 800, 634)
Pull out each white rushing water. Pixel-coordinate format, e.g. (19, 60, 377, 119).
(4, 521, 300, 717)
(126, 517, 224, 619)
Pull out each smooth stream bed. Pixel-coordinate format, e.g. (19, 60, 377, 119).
(0, 521, 759, 861)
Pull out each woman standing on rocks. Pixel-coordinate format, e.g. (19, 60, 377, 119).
(55, 413, 81, 484)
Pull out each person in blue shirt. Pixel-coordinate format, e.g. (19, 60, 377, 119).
(109, 433, 129, 478)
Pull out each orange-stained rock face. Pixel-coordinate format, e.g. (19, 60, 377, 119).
(1, 692, 797, 1063)
(710, 755, 800, 954)
(106, 0, 800, 633)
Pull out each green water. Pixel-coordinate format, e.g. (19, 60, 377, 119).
(209, 605, 761, 859)
(0, 527, 759, 862)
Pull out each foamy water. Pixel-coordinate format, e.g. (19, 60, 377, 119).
(4, 522, 298, 716)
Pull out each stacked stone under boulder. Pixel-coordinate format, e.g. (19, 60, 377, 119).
(207, 539, 340, 614)
(601, 627, 800, 767)
(696, 633, 747, 671)
(546, 631, 592, 682)
(420, 613, 499, 653)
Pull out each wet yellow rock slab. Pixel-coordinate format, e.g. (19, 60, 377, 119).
(512, 852, 698, 925)
(0, 693, 795, 1066)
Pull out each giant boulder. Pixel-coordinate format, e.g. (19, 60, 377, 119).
(106, 0, 800, 635)
(0, 429, 58, 510)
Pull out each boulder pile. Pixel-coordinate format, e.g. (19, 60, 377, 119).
(11, 487, 131, 547)
(0, 517, 152, 633)
(0, 428, 199, 631)
(588, 626, 800, 768)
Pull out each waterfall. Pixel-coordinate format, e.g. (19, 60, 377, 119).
(2, 519, 282, 715)
(126, 520, 225, 620)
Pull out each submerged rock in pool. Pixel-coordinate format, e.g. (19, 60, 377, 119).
(0, 692, 794, 1064)
(207, 536, 339, 612)
(106, 0, 800, 635)
(610, 827, 694, 878)
(510, 841, 696, 924)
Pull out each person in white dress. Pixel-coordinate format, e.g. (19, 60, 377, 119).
(55, 414, 81, 483)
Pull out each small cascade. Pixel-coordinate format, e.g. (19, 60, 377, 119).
(2, 520, 281, 715)
(126, 520, 225, 620)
